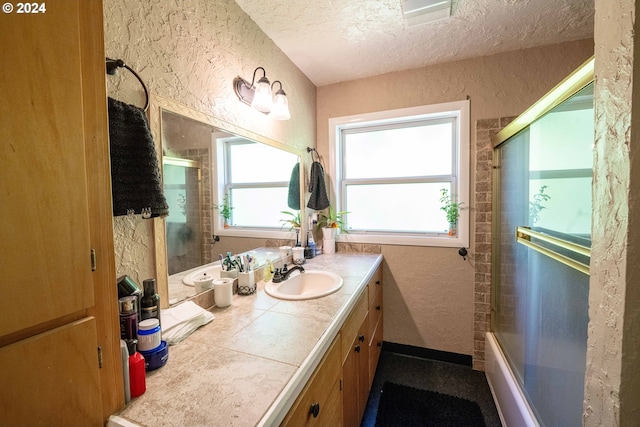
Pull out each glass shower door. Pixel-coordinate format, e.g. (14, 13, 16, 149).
(493, 83, 593, 426)
(163, 158, 203, 275)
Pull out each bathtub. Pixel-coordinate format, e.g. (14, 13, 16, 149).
(485, 332, 540, 427)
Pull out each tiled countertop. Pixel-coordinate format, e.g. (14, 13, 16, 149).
(115, 252, 383, 427)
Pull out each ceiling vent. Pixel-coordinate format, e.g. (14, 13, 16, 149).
(401, 0, 452, 26)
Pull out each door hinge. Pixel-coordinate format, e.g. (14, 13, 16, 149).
(91, 248, 97, 271)
(97, 346, 103, 369)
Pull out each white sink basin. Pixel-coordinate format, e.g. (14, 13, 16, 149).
(264, 270, 343, 300)
(182, 264, 222, 286)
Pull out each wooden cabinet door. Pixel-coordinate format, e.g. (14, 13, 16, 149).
(282, 336, 343, 427)
(0, 0, 94, 337)
(0, 317, 102, 426)
(368, 266, 383, 389)
(356, 315, 370, 424)
(343, 313, 370, 427)
(342, 336, 359, 427)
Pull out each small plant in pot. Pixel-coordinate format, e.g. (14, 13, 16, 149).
(316, 206, 349, 240)
(440, 188, 463, 236)
(280, 210, 302, 246)
(213, 193, 234, 228)
(279, 210, 301, 230)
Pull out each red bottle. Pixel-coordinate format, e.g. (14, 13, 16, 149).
(127, 339, 146, 398)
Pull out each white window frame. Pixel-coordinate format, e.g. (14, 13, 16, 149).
(328, 100, 470, 248)
(213, 135, 295, 239)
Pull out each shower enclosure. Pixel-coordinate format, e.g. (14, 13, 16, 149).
(491, 62, 593, 426)
(163, 157, 203, 275)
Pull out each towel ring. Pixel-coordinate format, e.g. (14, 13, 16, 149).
(306, 147, 321, 163)
(106, 57, 149, 111)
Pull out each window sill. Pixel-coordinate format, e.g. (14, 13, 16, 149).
(336, 232, 468, 248)
(215, 227, 296, 240)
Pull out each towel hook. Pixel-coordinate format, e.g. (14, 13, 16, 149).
(106, 57, 149, 111)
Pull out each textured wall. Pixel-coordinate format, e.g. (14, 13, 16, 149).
(103, 0, 316, 284)
(317, 40, 593, 357)
(585, 0, 640, 424)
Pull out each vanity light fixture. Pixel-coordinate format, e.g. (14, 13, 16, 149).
(269, 81, 291, 121)
(233, 67, 291, 120)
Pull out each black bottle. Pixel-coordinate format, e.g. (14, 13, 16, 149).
(141, 278, 161, 325)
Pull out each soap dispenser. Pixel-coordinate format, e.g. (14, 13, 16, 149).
(263, 252, 274, 282)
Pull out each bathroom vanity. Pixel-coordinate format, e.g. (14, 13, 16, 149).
(113, 252, 383, 426)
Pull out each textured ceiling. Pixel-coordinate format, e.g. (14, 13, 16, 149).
(233, 0, 594, 86)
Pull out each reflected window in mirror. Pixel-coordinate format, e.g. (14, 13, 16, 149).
(217, 137, 299, 229)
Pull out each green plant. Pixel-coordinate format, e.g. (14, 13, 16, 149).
(317, 206, 349, 233)
(529, 185, 551, 224)
(280, 210, 301, 230)
(213, 193, 234, 222)
(440, 188, 464, 224)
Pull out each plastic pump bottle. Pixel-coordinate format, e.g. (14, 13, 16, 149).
(263, 253, 274, 282)
(127, 339, 146, 398)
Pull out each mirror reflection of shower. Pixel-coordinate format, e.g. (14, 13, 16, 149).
(164, 158, 202, 275)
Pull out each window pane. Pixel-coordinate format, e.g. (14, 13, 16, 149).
(229, 142, 298, 183)
(345, 183, 450, 233)
(230, 187, 290, 228)
(344, 121, 453, 179)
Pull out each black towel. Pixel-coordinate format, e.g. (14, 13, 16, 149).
(307, 161, 330, 210)
(108, 97, 169, 218)
(287, 162, 300, 210)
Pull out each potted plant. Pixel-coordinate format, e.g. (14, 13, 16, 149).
(317, 206, 349, 240)
(214, 193, 234, 228)
(280, 210, 302, 246)
(440, 188, 463, 236)
(280, 210, 301, 230)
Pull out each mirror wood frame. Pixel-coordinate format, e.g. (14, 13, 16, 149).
(147, 94, 306, 308)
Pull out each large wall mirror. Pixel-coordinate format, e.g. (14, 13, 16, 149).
(148, 95, 305, 307)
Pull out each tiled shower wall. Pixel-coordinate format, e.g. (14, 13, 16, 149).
(473, 117, 515, 371)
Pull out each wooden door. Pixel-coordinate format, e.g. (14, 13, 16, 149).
(0, 1, 111, 424)
(0, 0, 94, 337)
(0, 318, 102, 426)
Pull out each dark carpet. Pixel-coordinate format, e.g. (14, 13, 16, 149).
(361, 351, 502, 427)
(375, 382, 486, 427)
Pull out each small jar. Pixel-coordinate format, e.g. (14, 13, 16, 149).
(137, 318, 161, 352)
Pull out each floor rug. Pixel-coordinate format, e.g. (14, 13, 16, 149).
(375, 382, 486, 427)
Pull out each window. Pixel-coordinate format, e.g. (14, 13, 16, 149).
(329, 100, 469, 247)
(214, 136, 299, 237)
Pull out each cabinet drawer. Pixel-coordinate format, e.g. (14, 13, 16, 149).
(340, 290, 368, 363)
(281, 335, 342, 427)
(368, 282, 382, 343)
(367, 266, 382, 308)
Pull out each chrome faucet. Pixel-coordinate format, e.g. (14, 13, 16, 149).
(272, 264, 305, 283)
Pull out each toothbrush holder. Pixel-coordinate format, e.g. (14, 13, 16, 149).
(237, 271, 256, 295)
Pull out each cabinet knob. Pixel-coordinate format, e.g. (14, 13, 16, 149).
(376, 280, 380, 286)
(358, 334, 365, 342)
(376, 305, 381, 311)
(355, 344, 361, 353)
(377, 341, 382, 348)
(309, 402, 320, 418)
